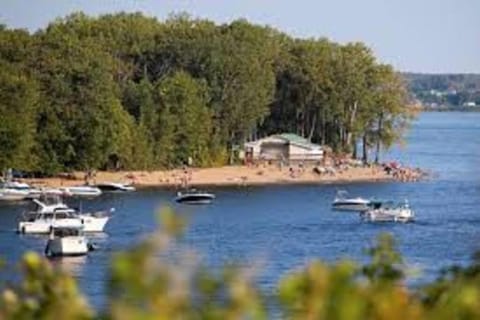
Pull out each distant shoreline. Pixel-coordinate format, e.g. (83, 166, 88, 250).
(420, 107, 480, 112)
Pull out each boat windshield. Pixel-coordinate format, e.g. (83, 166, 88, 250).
(26, 201, 42, 212)
(335, 190, 349, 200)
(10, 185, 29, 190)
(53, 227, 82, 237)
(39, 195, 63, 205)
(44, 212, 70, 219)
(368, 200, 395, 209)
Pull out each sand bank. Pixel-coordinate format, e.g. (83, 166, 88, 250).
(23, 164, 403, 189)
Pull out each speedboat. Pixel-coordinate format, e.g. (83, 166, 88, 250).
(18, 196, 111, 233)
(3, 181, 42, 199)
(0, 184, 29, 201)
(42, 187, 73, 197)
(59, 186, 102, 197)
(360, 200, 414, 223)
(175, 188, 215, 204)
(4, 181, 69, 199)
(45, 225, 93, 257)
(94, 182, 135, 192)
(332, 190, 371, 211)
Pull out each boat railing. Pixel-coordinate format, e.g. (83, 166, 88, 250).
(79, 208, 114, 218)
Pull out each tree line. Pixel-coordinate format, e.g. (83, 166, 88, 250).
(404, 73, 480, 108)
(0, 12, 413, 174)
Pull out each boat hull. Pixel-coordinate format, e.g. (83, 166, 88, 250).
(175, 194, 214, 205)
(60, 187, 102, 197)
(0, 190, 29, 201)
(18, 216, 109, 234)
(80, 216, 109, 232)
(361, 209, 415, 223)
(96, 183, 135, 192)
(46, 237, 89, 257)
(332, 202, 370, 212)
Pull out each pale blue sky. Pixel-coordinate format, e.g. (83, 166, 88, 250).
(1, 0, 479, 73)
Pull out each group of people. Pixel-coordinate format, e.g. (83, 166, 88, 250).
(383, 163, 425, 182)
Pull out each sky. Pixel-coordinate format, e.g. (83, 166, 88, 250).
(1, 0, 479, 74)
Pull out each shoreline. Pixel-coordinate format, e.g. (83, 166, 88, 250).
(21, 164, 423, 190)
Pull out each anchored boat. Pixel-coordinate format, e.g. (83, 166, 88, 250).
(332, 190, 371, 212)
(59, 186, 102, 197)
(0, 185, 29, 201)
(175, 188, 215, 204)
(94, 182, 135, 192)
(360, 200, 415, 223)
(45, 225, 94, 257)
(18, 196, 111, 234)
(3, 181, 42, 199)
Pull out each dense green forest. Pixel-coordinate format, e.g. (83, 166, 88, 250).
(0, 12, 412, 174)
(404, 73, 480, 108)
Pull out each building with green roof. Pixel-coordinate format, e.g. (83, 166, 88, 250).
(243, 133, 324, 163)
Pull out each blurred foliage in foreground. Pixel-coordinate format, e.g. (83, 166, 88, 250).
(1, 209, 480, 319)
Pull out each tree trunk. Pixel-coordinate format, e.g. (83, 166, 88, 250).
(321, 108, 326, 145)
(374, 113, 384, 164)
(374, 141, 381, 164)
(352, 136, 357, 159)
(308, 113, 317, 141)
(345, 101, 358, 149)
(362, 133, 368, 164)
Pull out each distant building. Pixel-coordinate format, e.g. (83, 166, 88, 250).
(463, 101, 476, 107)
(430, 90, 444, 97)
(243, 133, 324, 163)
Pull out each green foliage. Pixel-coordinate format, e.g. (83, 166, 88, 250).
(156, 72, 213, 166)
(361, 233, 405, 284)
(0, 251, 93, 319)
(0, 61, 38, 172)
(0, 12, 413, 173)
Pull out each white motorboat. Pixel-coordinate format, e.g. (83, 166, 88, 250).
(4, 181, 40, 197)
(361, 200, 414, 223)
(0, 184, 29, 201)
(332, 190, 371, 211)
(3, 181, 71, 198)
(45, 226, 93, 257)
(175, 188, 215, 204)
(18, 196, 111, 233)
(42, 187, 73, 197)
(59, 186, 102, 197)
(94, 182, 135, 192)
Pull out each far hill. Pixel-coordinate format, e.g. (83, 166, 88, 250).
(402, 73, 480, 109)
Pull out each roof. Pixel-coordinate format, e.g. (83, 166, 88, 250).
(274, 133, 321, 150)
(245, 133, 322, 150)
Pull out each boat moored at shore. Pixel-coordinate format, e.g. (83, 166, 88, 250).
(59, 186, 102, 197)
(94, 182, 135, 192)
(0, 184, 29, 202)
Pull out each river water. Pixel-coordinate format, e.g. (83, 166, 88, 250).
(0, 112, 479, 308)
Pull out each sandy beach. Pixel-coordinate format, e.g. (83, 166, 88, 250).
(22, 164, 399, 189)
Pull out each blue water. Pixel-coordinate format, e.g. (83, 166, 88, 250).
(0, 112, 479, 308)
